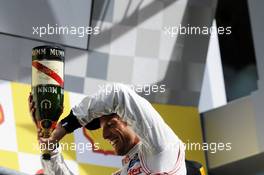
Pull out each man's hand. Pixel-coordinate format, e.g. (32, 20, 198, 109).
(37, 123, 67, 152)
(28, 93, 67, 145)
(49, 122, 67, 143)
(28, 93, 37, 127)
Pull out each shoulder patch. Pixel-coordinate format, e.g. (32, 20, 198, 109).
(127, 153, 140, 170)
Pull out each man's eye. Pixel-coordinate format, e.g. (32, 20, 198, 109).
(107, 122, 115, 128)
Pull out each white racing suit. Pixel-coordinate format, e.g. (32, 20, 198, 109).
(42, 84, 186, 175)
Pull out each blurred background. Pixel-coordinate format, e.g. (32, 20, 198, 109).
(0, 0, 264, 174)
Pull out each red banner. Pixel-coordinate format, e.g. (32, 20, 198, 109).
(32, 61, 64, 87)
(0, 103, 4, 124)
(83, 128, 115, 155)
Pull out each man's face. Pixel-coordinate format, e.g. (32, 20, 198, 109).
(100, 115, 138, 156)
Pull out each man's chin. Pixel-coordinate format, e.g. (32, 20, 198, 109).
(114, 148, 127, 156)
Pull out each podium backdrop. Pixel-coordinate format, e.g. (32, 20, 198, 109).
(0, 80, 206, 175)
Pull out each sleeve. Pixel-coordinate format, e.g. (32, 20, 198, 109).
(72, 83, 180, 153)
(41, 147, 74, 175)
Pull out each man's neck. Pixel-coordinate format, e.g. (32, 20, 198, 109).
(126, 141, 141, 156)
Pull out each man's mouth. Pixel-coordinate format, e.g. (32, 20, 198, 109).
(109, 138, 119, 147)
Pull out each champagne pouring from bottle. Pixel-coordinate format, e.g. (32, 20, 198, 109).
(31, 45, 64, 160)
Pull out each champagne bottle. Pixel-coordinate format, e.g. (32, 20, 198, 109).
(32, 45, 64, 160)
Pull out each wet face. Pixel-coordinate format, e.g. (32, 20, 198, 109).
(100, 115, 139, 156)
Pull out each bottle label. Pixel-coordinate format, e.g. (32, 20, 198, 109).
(32, 60, 64, 87)
(32, 84, 63, 121)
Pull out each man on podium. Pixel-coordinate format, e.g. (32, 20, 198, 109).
(29, 83, 186, 175)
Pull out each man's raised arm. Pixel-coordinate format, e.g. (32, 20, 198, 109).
(72, 83, 180, 153)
